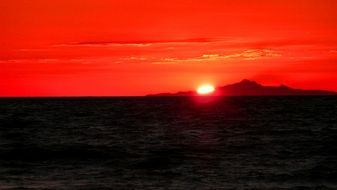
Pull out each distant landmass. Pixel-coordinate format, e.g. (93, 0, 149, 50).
(148, 79, 337, 96)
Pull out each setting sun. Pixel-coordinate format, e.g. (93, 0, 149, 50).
(197, 84, 215, 95)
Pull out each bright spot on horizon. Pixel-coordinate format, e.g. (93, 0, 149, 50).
(197, 84, 215, 95)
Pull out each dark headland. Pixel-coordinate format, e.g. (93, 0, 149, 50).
(148, 79, 337, 96)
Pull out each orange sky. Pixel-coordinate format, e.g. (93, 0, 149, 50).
(1, 0, 337, 96)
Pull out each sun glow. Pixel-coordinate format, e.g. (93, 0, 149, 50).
(197, 84, 215, 95)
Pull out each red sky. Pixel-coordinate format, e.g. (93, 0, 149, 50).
(1, 0, 337, 96)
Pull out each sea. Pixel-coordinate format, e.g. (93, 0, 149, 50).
(0, 96, 336, 190)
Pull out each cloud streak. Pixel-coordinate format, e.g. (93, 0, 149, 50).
(54, 38, 213, 47)
(153, 49, 283, 64)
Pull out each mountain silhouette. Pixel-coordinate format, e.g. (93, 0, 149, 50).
(148, 79, 336, 96)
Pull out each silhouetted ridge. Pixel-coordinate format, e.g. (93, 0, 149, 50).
(237, 79, 262, 86)
(147, 80, 336, 96)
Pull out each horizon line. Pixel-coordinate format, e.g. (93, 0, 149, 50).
(1, 94, 336, 98)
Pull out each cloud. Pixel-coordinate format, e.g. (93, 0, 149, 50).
(50, 38, 337, 49)
(0, 58, 89, 64)
(233, 49, 282, 60)
(6, 38, 336, 66)
(153, 49, 282, 64)
(260, 39, 337, 48)
(54, 38, 213, 47)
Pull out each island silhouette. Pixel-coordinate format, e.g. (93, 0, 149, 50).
(148, 79, 337, 96)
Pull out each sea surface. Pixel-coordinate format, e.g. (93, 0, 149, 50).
(0, 96, 336, 190)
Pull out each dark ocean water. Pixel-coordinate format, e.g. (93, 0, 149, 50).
(0, 96, 336, 190)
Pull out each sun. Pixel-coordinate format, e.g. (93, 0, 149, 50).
(197, 84, 215, 95)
